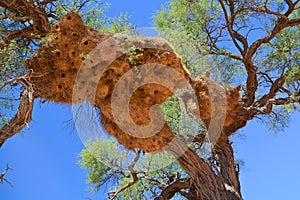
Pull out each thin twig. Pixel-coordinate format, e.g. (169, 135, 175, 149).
(108, 149, 141, 200)
(0, 164, 13, 187)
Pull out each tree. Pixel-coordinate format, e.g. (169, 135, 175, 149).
(1, 0, 300, 199)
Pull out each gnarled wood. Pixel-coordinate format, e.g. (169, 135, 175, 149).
(0, 72, 34, 147)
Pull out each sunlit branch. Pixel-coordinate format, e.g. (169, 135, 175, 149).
(154, 178, 190, 200)
(269, 93, 300, 105)
(254, 74, 287, 107)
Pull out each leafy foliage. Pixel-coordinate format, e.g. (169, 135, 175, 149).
(55, 0, 134, 33)
(79, 137, 188, 199)
(78, 139, 127, 192)
(154, 0, 300, 131)
(154, 0, 244, 84)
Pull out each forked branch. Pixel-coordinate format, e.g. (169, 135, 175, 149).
(154, 178, 190, 200)
(0, 164, 13, 187)
(0, 0, 53, 47)
(108, 149, 140, 200)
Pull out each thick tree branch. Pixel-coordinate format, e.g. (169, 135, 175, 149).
(269, 92, 300, 105)
(284, 0, 297, 16)
(154, 178, 190, 200)
(214, 140, 242, 200)
(165, 138, 223, 200)
(287, 18, 300, 26)
(0, 71, 34, 147)
(0, 0, 52, 45)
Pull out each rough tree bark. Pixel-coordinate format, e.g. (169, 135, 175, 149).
(0, 72, 34, 147)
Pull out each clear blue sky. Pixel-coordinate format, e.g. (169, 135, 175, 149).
(1, 1, 300, 200)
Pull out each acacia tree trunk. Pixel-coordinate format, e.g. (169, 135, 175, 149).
(165, 135, 242, 200)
